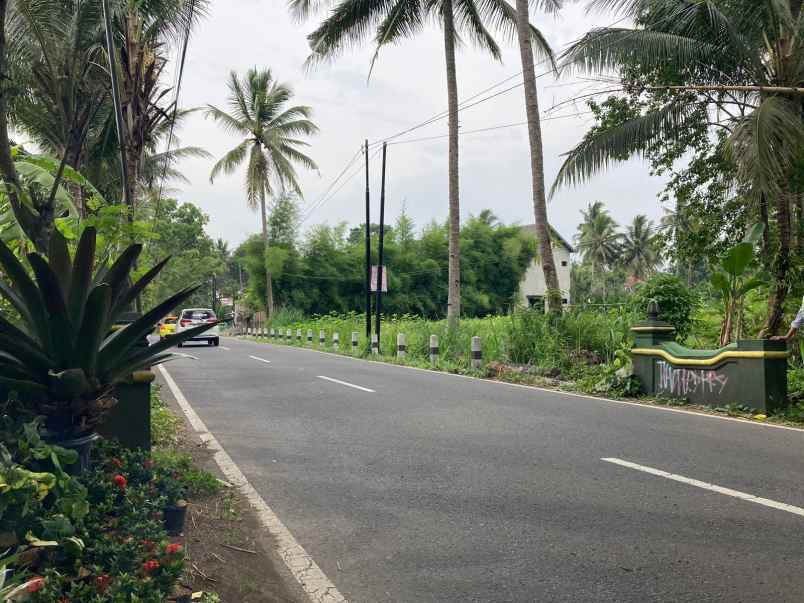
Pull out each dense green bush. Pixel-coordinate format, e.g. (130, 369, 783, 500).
(629, 274, 697, 341)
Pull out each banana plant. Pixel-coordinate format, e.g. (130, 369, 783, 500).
(0, 227, 214, 438)
(711, 224, 766, 345)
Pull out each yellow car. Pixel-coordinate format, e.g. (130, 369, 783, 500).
(159, 316, 178, 339)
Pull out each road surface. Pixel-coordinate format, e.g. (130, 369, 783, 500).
(160, 336, 804, 602)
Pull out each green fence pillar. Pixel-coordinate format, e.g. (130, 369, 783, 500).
(631, 301, 676, 395)
(98, 370, 154, 450)
(97, 312, 153, 450)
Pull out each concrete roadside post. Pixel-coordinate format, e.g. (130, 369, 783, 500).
(371, 333, 379, 355)
(397, 333, 406, 359)
(471, 336, 482, 370)
(270, 327, 275, 340)
(319, 330, 325, 347)
(333, 332, 340, 351)
(307, 329, 313, 346)
(297, 329, 302, 343)
(430, 334, 439, 366)
(286, 328, 292, 343)
(352, 331, 359, 354)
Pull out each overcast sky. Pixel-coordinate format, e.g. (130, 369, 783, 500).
(171, 0, 668, 248)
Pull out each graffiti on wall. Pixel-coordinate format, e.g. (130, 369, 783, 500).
(657, 360, 729, 397)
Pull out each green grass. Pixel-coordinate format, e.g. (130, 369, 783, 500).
(151, 385, 182, 448)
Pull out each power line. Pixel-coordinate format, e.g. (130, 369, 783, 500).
(388, 111, 594, 146)
(367, 70, 534, 148)
(297, 145, 362, 220)
(297, 146, 382, 226)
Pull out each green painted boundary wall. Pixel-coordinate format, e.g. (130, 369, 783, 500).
(631, 304, 789, 413)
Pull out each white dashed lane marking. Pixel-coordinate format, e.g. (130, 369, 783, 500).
(602, 457, 804, 518)
(317, 375, 375, 393)
(249, 355, 272, 364)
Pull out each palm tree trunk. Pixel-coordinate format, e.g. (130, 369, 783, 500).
(260, 195, 274, 317)
(443, 0, 460, 328)
(763, 192, 792, 335)
(514, 0, 561, 315)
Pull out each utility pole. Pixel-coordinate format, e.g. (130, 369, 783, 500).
(375, 142, 387, 349)
(364, 139, 372, 339)
(211, 273, 217, 313)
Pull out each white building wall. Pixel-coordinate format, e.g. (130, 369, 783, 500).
(519, 244, 572, 308)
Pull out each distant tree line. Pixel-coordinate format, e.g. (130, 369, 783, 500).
(229, 199, 537, 319)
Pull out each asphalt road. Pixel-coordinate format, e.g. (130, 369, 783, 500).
(161, 336, 804, 603)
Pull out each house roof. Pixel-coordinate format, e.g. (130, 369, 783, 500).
(521, 224, 575, 253)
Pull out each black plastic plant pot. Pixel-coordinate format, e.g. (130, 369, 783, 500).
(164, 500, 188, 536)
(51, 432, 100, 475)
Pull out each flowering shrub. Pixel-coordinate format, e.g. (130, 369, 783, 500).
(2, 424, 186, 602)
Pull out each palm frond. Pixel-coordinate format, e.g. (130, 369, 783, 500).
(306, 0, 400, 68)
(455, 0, 502, 61)
(551, 99, 699, 195)
(209, 140, 250, 184)
(369, 0, 427, 76)
(561, 27, 719, 75)
(205, 105, 250, 137)
(727, 95, 804, 197)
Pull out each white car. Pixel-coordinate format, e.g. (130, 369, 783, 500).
(175, 308, 220, 347)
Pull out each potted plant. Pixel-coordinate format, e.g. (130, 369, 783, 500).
(0, 227, 215, 473)
(155, 470, 188, 536)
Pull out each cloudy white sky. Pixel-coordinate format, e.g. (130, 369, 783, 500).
(171, 0, 668, 247)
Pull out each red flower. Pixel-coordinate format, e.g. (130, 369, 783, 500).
(95, 574, 111, 593)
(26, 577, 45, 593)
(142, 559, 160, 574)
(141, 539, 155, 550)
(165, 543, 183, 555)
(111, 457, 123, 468)
(113, 474, 127, 491)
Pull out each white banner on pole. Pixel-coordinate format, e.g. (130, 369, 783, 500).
(370, 266, 388, 292)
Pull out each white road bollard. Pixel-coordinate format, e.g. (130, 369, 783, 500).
(471, 336, 482, 369)
(351, 332, 359, 354)
(429, 334, 439, 366)
(286, 328, 292, 343)
(371, 333, 379, 355)
(270, 327, 275, 339)
(307, 329, 313, 346)
(319, 330, 325, 347)
(397, 333, 406, 359)
(333, 332, 340, 351)
(296, 329, 302, 343)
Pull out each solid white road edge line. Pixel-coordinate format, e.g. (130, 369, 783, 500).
(602, 457, 804, 518)
(157, 364, 347, 603)
(317, 375, 375, 393)
(249, 355, 272, 364)
(223, 336, 804, 434)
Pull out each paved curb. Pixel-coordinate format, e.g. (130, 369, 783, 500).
(157, 364, 348, 603)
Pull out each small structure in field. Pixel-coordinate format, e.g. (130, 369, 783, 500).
(518, 224, 574, 311)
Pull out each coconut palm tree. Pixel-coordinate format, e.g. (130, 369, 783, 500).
(620, 214, 658, 280)
(513, 0, 563, 314)
(551, 0, 804, 334)
(206, 69, 318, 316)
(291, 0, 555, 327)
(575, 201, 621, 274)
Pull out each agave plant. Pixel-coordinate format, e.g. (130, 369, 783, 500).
(0, 227, 213, 438)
